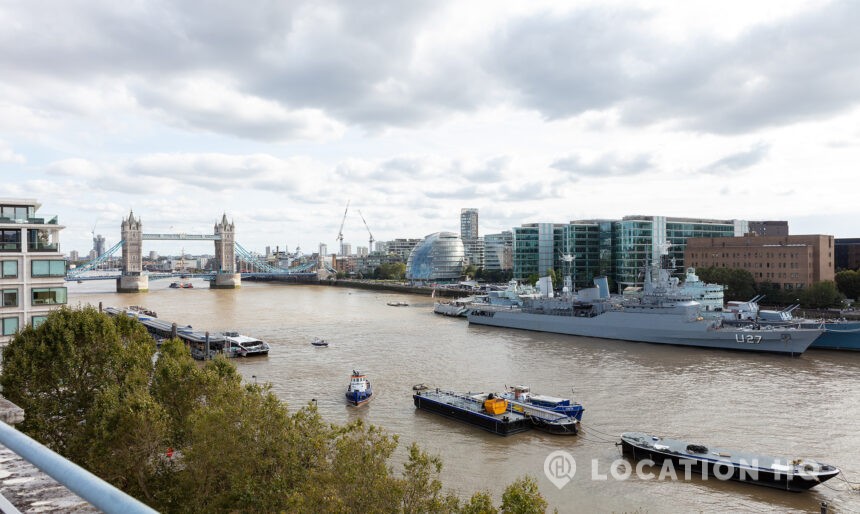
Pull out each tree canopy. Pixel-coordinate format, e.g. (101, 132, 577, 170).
(835, 270, 860, 301)
(0, 307, 550, 513)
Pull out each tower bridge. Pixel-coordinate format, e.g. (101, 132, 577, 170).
(67, 211, 318, 292)
(117, 212, 240, 292)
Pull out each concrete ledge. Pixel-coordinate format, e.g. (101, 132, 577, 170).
(0, 399, 23, 426)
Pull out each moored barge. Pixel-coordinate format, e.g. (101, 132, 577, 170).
(620, 432, 840, 491)
(413, 390, 530, 436)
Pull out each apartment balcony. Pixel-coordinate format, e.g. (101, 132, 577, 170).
(27, 242, 60, 252)
(0, 215, 59, 226)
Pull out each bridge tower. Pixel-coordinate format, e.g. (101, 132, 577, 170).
(117, 211, 149, 293)
(211, 214, 241, 289)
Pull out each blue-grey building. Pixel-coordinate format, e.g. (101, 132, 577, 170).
(406, 232, 465, 281)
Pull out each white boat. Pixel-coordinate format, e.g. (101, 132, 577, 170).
(222, 331, 270, 357)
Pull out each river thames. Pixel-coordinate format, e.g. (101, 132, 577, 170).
(69, 279, 860, 513)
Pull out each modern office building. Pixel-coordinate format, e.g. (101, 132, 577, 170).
(612, 216, 747, 288)
(511, 216, 747, 290)
(484, 231, 513, 271)
(513, 223, 564, 280)
(685, 234, 835, 290)
(835, 238, 860, 271)
(406, 232, 465, 281)
(385, 238, 423, 261)
(561, 220, 614, 289)
(1, 198, 66, 344)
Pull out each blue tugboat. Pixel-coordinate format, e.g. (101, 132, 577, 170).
(345, 370, 373, 406)
(500, 385, 585, 421)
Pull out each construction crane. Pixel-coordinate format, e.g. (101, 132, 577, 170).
(336, 199, 350, 257)
(358, 210, 374, 253)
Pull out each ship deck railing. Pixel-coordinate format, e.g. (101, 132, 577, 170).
(505, 400, 573, 422)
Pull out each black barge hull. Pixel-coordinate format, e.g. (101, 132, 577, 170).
(530, 416, 578, 435)
(413, 394, 530, 436)
(621, 439, 839, 492)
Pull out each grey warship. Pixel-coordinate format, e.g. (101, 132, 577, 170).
(467, 267, 822, 355)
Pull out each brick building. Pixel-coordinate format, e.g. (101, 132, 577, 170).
(685, 234, 835, 290)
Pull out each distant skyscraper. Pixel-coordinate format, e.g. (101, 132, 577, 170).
(149, 251, 158, 260)
(342, 243, 352, 256)
(460, 208, 479, 240)
(460, 208, 483, 268)
(319, 243, 328, 256)
(69, 250, 79, 262)
(93, 234, 106, 256)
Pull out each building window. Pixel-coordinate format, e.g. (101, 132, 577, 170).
(1, 260, 17, 278)
(31, 315, 48, 328)
(31, 259, 66, 277)
(1, 289, 18, 307)
(0, 229, 21, 252)
(31, 287, 67, 305)
(1, 316, 18, 336)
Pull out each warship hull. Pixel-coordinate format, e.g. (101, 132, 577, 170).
(467, 308, 820, 355)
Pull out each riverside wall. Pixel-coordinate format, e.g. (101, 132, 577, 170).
(242, 276, 472, 298)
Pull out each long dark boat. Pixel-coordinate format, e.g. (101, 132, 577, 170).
(620, 432, 840, 492)
(413, 390, 531, 436)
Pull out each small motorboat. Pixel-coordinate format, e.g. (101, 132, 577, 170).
(311, 338, 329, 347)
(387, 301, 409, 307)
(412, 383, 429, 391)
(620, 432, 840, 491)
(345, 370, 372, 406)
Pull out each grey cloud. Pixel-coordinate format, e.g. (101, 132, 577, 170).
(488, 2, 860, 134)
(4, 1, 860, 139)
(551, 152, 653, 177)
(463, 156, 511, 182)
(701, 143, 769, 174)
(424, 185, 479, 200)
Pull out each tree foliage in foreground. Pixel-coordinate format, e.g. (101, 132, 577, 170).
(0, 307, 549, 513)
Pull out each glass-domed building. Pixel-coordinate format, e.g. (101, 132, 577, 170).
(406, 232, 465, 281)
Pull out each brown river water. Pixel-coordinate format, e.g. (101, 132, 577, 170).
(69, 279, 860, 513)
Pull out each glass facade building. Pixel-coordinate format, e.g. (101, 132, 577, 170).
(484, 231, 513, 271)
(406, 232, 465, 281)
(511, 216, 747, 291)
(513, 223, 563, 280)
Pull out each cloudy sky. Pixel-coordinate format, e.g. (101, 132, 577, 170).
(2, 0, 859, 256)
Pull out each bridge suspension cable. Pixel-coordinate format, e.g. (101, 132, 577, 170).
(234, 243, 296, 274)
(67, 240, 124, 278)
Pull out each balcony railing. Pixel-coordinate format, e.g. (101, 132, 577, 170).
(0, 242, 22, 252)
(27, 242, 59, 252)
(0, 215, 59, 225)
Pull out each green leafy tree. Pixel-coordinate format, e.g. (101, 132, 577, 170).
(500, 476, 548, 514)
(400, 443, 459, 513)
(695, 267, 756, 302)
(461, 491, 499, 514)
(526, 273, 539, 286)
(1, 307, 553, 514)
(835, 270, 860, 300)
(799, 281, 845, 309)
(0, 306, 156, 464)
